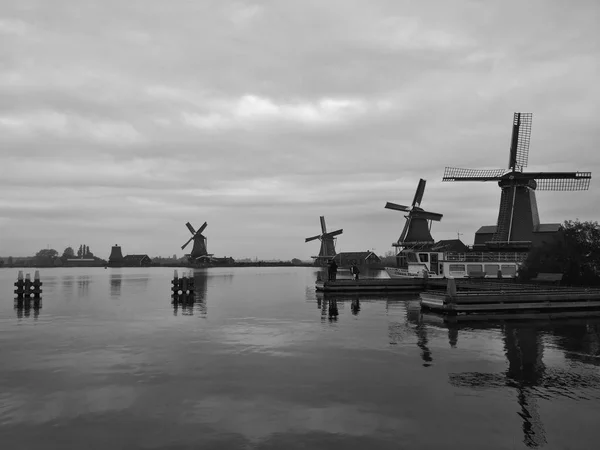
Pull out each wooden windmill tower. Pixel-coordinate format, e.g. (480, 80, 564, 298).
(385, 179, 443, 249)
(305, 216, 343, 266)
(181, 221, 212, 260)
(442, 113, 591, 250)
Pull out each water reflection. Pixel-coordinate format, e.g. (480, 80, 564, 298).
(109, 274, 122, 298)
(172, 271, 208, 317)
(14, 298, 42, 319)
(77, 276, 91, 297)
(425, 314, 600, 448)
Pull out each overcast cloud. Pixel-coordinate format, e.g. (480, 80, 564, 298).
(1, 0, 599, 260)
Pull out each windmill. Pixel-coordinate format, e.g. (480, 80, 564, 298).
(181, 221, 212, 260)
(385, 179, 443, 249)
(442, 113, 591, 249)
(305, 216, 343, 265)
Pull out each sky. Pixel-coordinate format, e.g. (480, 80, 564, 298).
(1, 0, 599, 261)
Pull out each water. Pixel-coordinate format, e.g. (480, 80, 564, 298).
(1, 267, 600, 449)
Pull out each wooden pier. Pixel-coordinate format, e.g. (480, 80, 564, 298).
(420, 279, 600, 314)
(316, 277, 426, 292)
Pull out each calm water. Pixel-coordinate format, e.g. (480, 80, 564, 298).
(1, 267, 600, 450)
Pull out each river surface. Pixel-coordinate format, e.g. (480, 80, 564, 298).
(1, 266, 600, 449)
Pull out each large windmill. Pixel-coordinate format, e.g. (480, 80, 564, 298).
(181, 221, 212, 260)
(385, 179, 443, 249)
(305, 216, 343, 265)
(442, 113, 591, 250)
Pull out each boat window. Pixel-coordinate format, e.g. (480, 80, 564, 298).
(418, 253, 429, 263)
(501, 265, 517, 276)
(406, 252, 418, 263)
(449, 264, 465, 273)
(484, 264, 500, 276)
(467, 264, 483, 275)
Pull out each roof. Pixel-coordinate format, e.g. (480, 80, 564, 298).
(430, 239, 469, 253)
(333, 251, 381, 262)
(534, 223, 562, 233)
(476, 225, 497, 234)
(123, 254, 151, 262)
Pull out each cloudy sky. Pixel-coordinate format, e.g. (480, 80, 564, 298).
(1, 0, 599, 260)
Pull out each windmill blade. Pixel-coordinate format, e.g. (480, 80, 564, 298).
(305, 235, 321, 243)
(181, 236, 194, 250)
(197, 221, 208, 234)
(411, 210, 443, 221)
(319, 216, 327, 234)
(185, 222, 196, 235)
(508, 112, 532, 171)
(324, 228, 343, 238)
(443, 167, 505, 182)
(534, 172, 591, 191)
(385, 202, 410, 212)
(412, 179, 426, 207)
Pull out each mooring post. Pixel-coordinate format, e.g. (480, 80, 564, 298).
(171, 270, 179, 297)
(14, 270, 25, 300)
(33, 270, 42, 299)
(446, 278, 457, 304)
(182, 276, 189, 294)
(188, 272, 195, 292)
(24, 273, 32, 298)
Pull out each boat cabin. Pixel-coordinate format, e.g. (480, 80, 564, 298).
(396, 250, 521, 278)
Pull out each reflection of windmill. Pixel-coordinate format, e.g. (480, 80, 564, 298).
(442, 112, 591, 250)
(385, 179, 443, 249)
(181, 221, 212, 260)
(305, 216, 343, 265)
(449, 325, 547, 448)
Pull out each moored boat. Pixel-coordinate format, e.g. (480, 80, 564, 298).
(385, 249, 523, 280)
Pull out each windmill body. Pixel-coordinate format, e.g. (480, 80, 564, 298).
(385, 179, 443, 250)
(443, 113, 591, 251)
(305, 216, 343, 266)
(181, 221, 213, 260)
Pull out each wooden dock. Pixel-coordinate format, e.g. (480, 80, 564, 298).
(420, 279, 600, 314)
(316, 278, 425, 292)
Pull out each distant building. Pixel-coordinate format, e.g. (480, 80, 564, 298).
(123, 254, 152, 267)
(64, 257, 106, 267)
(108, 245, 124, 266)
(333, 251, 381, 268)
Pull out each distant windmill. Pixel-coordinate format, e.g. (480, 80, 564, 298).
(442, 113, 591, 249)
(181, 221, 212, 260)
(305, 216, 343, 264)
(385, 179, 443, 248)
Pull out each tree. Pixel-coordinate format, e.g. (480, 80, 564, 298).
(291, 258, 302, 265)
(0, 259, 4, 267)
(7, 256, 13, 267)
(36, 249, 58, 259)
(520, 220, 600, 285)
(35, 249, 59, 267)
(62, 246, 75, 259)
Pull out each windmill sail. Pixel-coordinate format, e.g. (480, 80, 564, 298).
(385, 179, 443, 248)
(442, 112, 592, 249)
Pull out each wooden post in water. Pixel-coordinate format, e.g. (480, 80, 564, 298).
(33, 270, 42, 299)
(14, 271, 24, 300)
